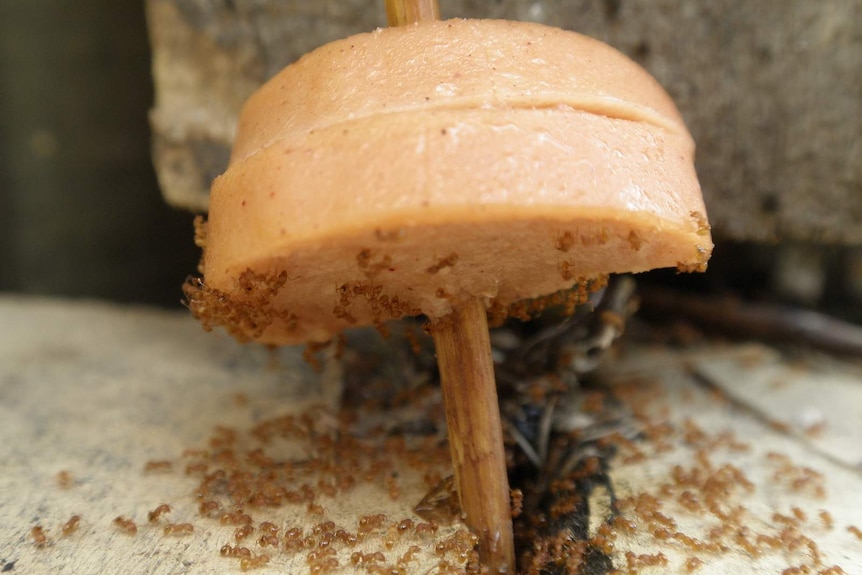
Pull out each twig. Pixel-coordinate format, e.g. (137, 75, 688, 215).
(641, 287, 862, 357)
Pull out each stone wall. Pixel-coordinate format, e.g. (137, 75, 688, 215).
(147, 0, 862, 244)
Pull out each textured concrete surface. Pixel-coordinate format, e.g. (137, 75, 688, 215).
(147, 0, 861, 243)
(2, 296, 862, 573)
(0, 297, 466, 574)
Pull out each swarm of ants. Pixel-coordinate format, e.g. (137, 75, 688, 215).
(339, 275, 638, 574)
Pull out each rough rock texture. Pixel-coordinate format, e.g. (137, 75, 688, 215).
(147, 0, 862, 244)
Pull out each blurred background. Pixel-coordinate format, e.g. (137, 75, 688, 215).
(1, 0, 860, 321)
(0, 1, 198, 307)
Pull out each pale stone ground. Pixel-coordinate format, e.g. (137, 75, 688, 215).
(1, 296, 861, 573)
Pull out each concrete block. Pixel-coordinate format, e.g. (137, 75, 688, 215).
(147, 0, 862, 243)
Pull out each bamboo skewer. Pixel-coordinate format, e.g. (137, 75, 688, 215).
(432, 299, 517, 573)
(385, 0, 440, 25)
(384, 1, 516, 572)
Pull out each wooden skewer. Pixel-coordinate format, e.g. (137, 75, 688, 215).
(384, 2, 515, 571)
(432, 298, 516, 573)
(385, 0, 440, 26)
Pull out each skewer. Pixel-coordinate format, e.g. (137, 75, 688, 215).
(384, 1, 516, 572)
(385, 0, 440, 25)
